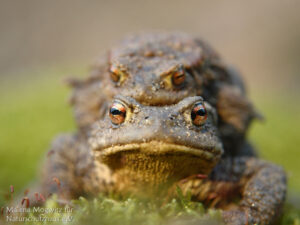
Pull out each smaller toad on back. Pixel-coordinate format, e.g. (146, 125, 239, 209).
(35, 96, 285, 225)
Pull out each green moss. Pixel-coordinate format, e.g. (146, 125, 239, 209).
(4, 193, 300, 225)
(17, 190, 223, 225)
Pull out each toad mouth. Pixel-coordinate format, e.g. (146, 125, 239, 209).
(94, 141, 222, 162)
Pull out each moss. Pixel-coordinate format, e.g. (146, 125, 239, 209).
(18, 190, 223, 225)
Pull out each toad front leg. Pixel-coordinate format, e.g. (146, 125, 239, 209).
(182, 157, 287, 225)
(37, 134, 113, 203)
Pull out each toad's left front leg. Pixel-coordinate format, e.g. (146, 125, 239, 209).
(221, 158, 287, 225)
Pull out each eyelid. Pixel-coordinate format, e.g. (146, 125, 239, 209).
(109, 64, 118, 73)
(176, 98, 204, 113)
(160, 64, 184, 78)
(114, 95, 141, 109)
(112, 99, 129, 110)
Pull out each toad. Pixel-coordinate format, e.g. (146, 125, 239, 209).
(67, 32, 259, 157)
(33, 96, 285, 225)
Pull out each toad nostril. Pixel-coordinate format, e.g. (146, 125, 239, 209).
(168, 113, 177, 120)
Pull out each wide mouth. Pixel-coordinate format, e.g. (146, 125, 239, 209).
(94, 141, 222, 162)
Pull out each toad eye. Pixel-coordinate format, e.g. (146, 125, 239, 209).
(109, 65, 128, 84)
(109, 65, 121, 83)
(191, 102, 207, 126)
(162, 66, 186, 90)
(109, 102, 127, 125)
(110, 71, 120, 83)
(172, 69, 186, 86)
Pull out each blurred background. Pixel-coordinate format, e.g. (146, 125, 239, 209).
(0, 0, 299, 205)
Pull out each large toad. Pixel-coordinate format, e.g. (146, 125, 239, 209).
(68, 32, 259, 157)
(33, 96, 285, 225)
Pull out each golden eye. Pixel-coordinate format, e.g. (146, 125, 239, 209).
(172, 68, 185, 86)
(162, 66, 186, 90)
(109, 65, 121, 83)
(109, 101, 127, 125)
(109, 65, 129, 84)
(191, 102, 207, 126)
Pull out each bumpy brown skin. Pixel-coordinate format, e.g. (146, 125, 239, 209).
(181, 157, 286, 225)
(67, 32, 258, 157)
(37, 96, 286, 225)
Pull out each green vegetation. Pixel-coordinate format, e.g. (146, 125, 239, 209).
(0, 67, 299, 224)
(21, 190, 223, 225)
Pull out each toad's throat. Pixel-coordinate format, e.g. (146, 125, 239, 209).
(94, 141, 222, 162)
(94, 141, 221, 191)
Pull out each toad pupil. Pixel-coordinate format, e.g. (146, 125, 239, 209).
(191, 103, 207, 126)
(110, 108, 122, 115)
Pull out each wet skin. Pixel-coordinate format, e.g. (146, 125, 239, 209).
(67, 32, 259, 157)
(32, 96, 285, 225)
